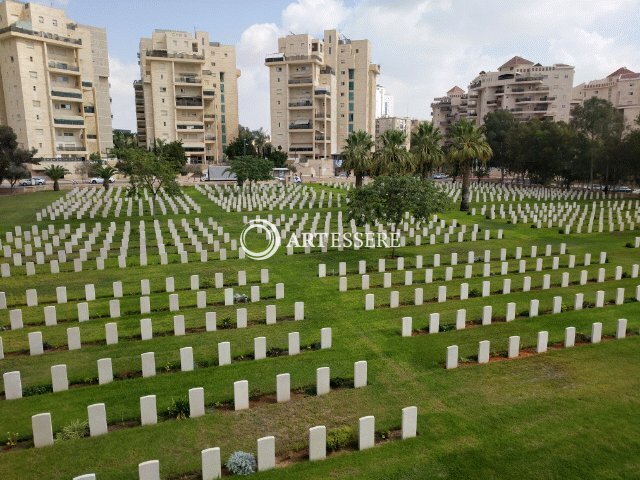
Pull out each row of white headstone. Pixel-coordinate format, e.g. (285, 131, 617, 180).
(27, 361, 369, 447)
(38, 186, 200, 220)
(445, 319, 630, 369)
(320, 242, 572, 278)
(1, 302, 306, 358)
(400, 287, 637, 337)
(1, 270, 273, 310)
(364, 270, 637, 311)
(67, 405, 416, 480)
(4, 287, 292, 331)
(196, 183, 342, 212)
(2, 328, 333, 399)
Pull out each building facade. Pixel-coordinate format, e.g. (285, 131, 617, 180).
(375, 84, 394, 118)
(265, 29, 379, 176)
(375, 116, 411, 149)
(0, 0, 113, 171)
(135, 29, 240, 164)
(574, 67, 640, 130)
(431, 57, 575, 135)
(430, 85, 468, 136)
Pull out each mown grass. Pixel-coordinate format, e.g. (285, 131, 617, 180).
(0, 188, 638, 479)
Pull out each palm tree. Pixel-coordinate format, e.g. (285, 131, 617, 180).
(410, 121, 444, 179)
(341, 130, 374, 187)
(43, 164, 69, 191)
(373, 129, 413, 176)
(448, 119, 492, 211)
(94, 165, 118, 190)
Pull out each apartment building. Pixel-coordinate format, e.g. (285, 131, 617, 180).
(0, 0, 112, 172)
(375, 116, 411, 149)
(574, 67, 640, 129)
(375, 84, 394, 118)
(467, 56, 575, 125)
(135, 29, 240, 164)
(430, 85, 467, 136)
(265, 29, 379, 177)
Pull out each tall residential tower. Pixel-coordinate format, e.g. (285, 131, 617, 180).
(135, 29, 240, 164)
(0, 0, 113, 170)
(265, 29, 379, 176)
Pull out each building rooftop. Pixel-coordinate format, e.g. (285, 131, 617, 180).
(607, 67, 635, 78)
(499, 56, 534, 69)
(447, 86, 465, 95)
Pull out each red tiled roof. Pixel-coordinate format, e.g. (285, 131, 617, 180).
(447, 86, 465, 94)
(619, 72, 640, 80)
(607, 67, 635, 78)
(499, 56, 534, 69)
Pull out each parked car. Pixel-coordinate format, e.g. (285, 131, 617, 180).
(19, 178, 45, 186)
(432, 173, 448, 180)
(90, 177, 115, 184)
(612, 186, 632, 192)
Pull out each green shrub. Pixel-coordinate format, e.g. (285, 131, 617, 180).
(167, 397, 190, 419)
(56, 420, 89, 441)
(326, 426, 354, 451)
(22, 384, 53, 397)
(469, 288, 481, 298)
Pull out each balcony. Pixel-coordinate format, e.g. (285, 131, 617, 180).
(177, 124, 204, 130)
(289, 121, 312, 130)
(204, 114, 215, 119)
(289, 100, 312, 107)
(469, 80, 481, 89)
(288, 78, 313, 85)
(205, 135, 216, 141)
(515, 75, 544, 83)
(203, 90, 215, 96)
(289, 146, 314, 152)
(51, 90, 82, 99)
(175, 76, 201, 84)
(54, 117, 84, 126)
(0, 25, 82, 45)
(81, 81, 93, 88)
(314, 88, 330, 96)
(48, 61, 79, 72)
(315, 135, 330, 141)
(265, 53, 285, 63)
(320, 66, 335, 75)
(515, 97, 532, 103)
(176, 97, 203, 107)
(315, 113, 330, 119)
(145, 50, 204, 60)
(56, 144, 85, 151)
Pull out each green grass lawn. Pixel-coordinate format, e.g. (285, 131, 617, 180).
(0, 187, 639, 479)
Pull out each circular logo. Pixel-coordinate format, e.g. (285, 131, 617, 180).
(239, 219, 281, 261)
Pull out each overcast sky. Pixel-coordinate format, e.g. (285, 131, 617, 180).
(38, 0, 640, 133)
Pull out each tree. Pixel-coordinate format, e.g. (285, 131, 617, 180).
(342, 130, 374, 187)
(111, 129, 138, 159)
(571, 98, 624, 186)
(94, 165, 118, 190)
(410, 121, 444, 179)
(373, 129, 413, 176)
(224, 126, 258, 159)
(152, 139, 187, 173)
(0, 125, 39, 188)
(43, 165, 69, 191)
(268, 146, 288, 168)
(447, 119, 492, 211)
(224, 156, 273, 188)
(120, 149, 181, 216)
(483, 110, 517, 183)
(347, 176, 450, 256)
(6, 163, 30, 192)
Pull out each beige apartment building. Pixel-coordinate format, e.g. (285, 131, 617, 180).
(375, 116, 411, 149)
(431, 85, 468, 136)
(432, 57, 575, 134)
(265, 29, 379, 177)
(135, 29, 240, 164)
(574, 67, 640, 129)
(0, 0, 112, 173)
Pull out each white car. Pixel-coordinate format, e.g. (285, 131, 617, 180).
(90, 177, 115, 184)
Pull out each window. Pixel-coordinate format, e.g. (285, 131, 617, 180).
(38, 16, 44, 23)
(63, 132, 74, 137)
(160, 87, 166, 92)
(87, 134, 97, 139)
(33, 86, 36, 91)
(29, 56, 33, 62)
(52, 19, 57, 26)
(29, 71, 37, 79)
